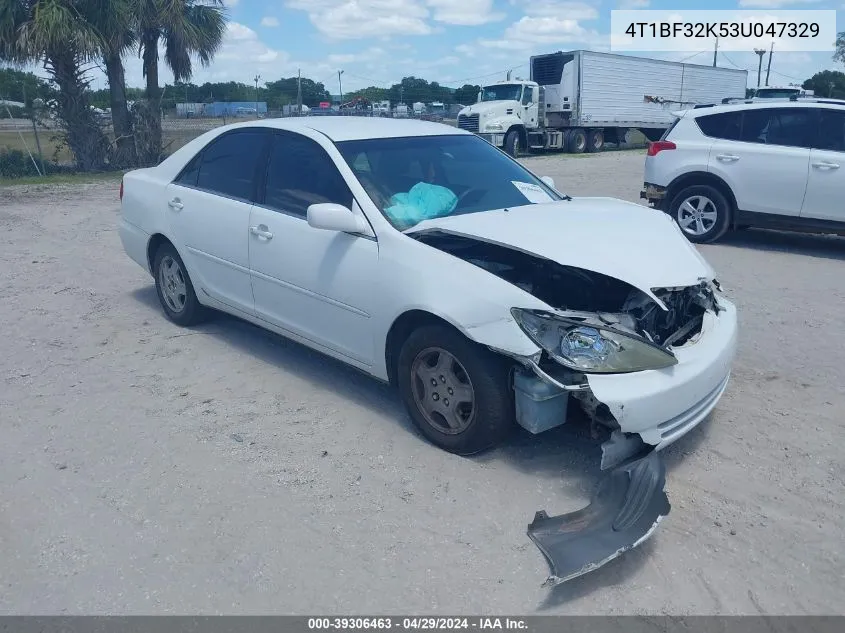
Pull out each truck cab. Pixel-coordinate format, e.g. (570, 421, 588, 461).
(457, 80, 540, 155)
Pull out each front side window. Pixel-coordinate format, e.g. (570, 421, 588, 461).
(263, 133, 353, 217)
(815, 109, 845, 152)
(195, 129, 268, 200)
(336, 134, 565, 230)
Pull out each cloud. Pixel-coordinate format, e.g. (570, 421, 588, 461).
(617, 0, 649, 8)
(510, 0, 599, 20)
(260, 16, 279, 27)
(738, 0, 820, 7)
(427, 0, 505, 25)
(285, 0, 431, 39)
(478, 16, 603, 51)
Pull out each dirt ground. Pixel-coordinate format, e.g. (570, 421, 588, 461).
(1, 150, 843, 615)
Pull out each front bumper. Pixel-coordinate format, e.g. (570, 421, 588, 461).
(587, 297, 738, 449)
(478, 132, 505, 147)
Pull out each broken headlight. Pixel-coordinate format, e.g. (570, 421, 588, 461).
(511, 308, 678, 374)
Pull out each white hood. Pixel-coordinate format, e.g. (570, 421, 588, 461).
(459, 101, 520, 117)
(407, 198, 715, 301)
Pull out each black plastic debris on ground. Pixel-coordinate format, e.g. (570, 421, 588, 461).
(527, 450, 671, 586)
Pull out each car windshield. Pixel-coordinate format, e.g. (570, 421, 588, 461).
(335, 134, 565, 230)
(480, 84, 523, 102)
(756, 88, 800, 98)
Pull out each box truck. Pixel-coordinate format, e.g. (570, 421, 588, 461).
(457, 50, 748, 156)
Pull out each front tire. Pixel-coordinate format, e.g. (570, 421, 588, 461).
(397, 325, 515, 455)
(668, 184, 731, 244)
(504, 129, 521, 158)
(153, 243, 208, 326)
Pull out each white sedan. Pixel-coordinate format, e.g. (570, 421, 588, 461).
(119, 117, 738, 465)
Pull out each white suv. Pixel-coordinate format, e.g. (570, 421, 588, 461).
(641, 99, 845, 243)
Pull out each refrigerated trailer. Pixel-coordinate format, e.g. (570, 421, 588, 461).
(457, 50, 748, 156)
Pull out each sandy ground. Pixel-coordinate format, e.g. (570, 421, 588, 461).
(1, 150, 844, 615)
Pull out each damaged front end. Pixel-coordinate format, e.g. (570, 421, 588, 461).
(412, 230, 722, 465)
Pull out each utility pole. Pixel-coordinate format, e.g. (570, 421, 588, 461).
(765, 42, 773, 87)
(713, 38, 718, 67)
(296, 68, 302, 115)
(253, 74, 261, 117)
(754, 49, 766, 88)
(338, 69, 344, 106)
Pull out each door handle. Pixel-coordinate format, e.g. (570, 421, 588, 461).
(250, 225, 273, 240)
(715, 154, 740, 162)
(168, 198, 183, 210)
(812, 161, 840, 170)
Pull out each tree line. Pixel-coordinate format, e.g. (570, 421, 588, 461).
(1, 0, 228, 171)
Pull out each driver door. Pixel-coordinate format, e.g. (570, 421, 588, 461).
(248, 131, 379, 368)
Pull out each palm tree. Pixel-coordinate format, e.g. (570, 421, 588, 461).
(82, 0, 137, 168)
(0, 0, 110, 170)
(135, 0, 226, 164)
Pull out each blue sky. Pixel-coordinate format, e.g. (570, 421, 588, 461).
(86, 0, 843, 92)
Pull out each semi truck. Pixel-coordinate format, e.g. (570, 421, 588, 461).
(457, 50, 748, 156)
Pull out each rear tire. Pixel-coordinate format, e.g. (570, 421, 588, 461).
(152, 243, 209, 326)
(504, 129, 521, 158)
(397, 325, 515, 455)
(668, 184, 731, 244)
(567, 128, 587, 154)
(586, 128, 604, 153)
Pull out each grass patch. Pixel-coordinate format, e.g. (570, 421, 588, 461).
(0, 170, 124, 187)
(0, 129, 74, 163)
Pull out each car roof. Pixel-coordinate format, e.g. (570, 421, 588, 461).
(218, 116, 472, 142)
(680, 99, 845, 119)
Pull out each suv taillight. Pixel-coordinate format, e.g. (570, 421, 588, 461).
(119, 179, 124, 201)
(647, 140, 676, 156)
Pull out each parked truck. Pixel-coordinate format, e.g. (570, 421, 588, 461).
(457, 50, 748, 156)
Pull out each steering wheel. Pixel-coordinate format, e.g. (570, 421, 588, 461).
(455, 187, 482, 208)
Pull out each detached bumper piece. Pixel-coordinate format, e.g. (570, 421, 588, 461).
(527, 451, 671, 586)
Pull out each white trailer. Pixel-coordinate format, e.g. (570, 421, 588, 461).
(457, 50, 748, 156)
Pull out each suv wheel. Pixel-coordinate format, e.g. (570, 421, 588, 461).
(668, 185, 731, 244)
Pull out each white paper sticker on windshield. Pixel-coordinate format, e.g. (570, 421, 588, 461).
(512, 181, 554, 204)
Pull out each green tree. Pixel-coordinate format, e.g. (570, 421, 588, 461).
(803, 70, 845, 99)
(0, 67, 56, 105)
(834, 31, 845, 65)
(452, 84, 480, 105)
(136, 0, 227, 163)
(82, 0, 138, 167)
(0, 0, 110, 170)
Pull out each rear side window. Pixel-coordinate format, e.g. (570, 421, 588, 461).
(263, 133, 353, 217)
(815, 109, 845, 152)
(739, 108, 814, 147)
(195, 129, 268, 200)
(696, 112, 742, 140)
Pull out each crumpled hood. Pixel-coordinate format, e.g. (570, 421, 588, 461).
(407, 197, 715, 301)
(459, 101, 520, 118)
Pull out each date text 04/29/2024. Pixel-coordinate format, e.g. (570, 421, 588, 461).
(307, 618, 528, 630)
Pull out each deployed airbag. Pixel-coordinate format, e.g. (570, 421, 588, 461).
(527, 451, 671, 586)
(385, 182, 458, 230)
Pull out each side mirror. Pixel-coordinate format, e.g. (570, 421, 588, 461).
(540, 176, 555, 189)
(307, 203, 371, 235)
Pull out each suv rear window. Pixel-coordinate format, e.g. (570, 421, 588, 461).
(660, 117, 680, 141)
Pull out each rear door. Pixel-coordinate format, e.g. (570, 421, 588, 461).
(705, 106, 812, 216)
(801, 108, 845, 222)
(165, 127, 269, 315)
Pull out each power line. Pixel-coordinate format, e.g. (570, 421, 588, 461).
(678, 50, 708, 63)
(719, 52, 748, 70)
